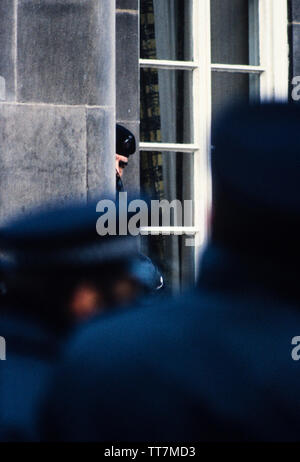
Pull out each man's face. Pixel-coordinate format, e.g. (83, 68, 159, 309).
(116, 153, 128, 178)
(68, 276, 142, 323)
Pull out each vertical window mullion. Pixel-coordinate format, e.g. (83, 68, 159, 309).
(248, 0, 260, 102)
(258, 0, 289, 103)
(271, 0, 289, 101)
(193, 0, 212, 280)
(258, 0, 273, 101)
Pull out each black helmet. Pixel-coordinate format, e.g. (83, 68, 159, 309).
(116, 124, 136, 157)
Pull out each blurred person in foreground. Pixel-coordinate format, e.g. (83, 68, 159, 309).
(42, 103, 300, 441)
(0, 200, 156, 441)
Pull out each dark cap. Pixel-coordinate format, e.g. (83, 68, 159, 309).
(116, 124, 136, 157)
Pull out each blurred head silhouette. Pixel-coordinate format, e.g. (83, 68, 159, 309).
(211, 103, 300, 266)
(0, 200, 149, 331)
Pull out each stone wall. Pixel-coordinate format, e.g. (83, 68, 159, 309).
(0, 0, 115, 223)
(116, 0, 140, 194)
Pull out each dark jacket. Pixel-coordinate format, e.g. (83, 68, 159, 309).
(0, 311, 62, 441)
(42, 244, 300, 441)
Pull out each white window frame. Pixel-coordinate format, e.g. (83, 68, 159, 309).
(139, 0, 289, 281)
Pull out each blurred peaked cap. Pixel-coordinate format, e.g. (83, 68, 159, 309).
(213, 102, 300, 216)
(0, 200, 109, 251)
(116, 124, 136, 157)
(0, 200, 139, 271)
(129, 254, 164, 292)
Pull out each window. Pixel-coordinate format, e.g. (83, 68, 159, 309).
(140, 0, 288, 292)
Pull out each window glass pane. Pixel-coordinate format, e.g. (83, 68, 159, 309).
(211, 71, 260, 143)
(141, 235, 195, 293)
(140, 151, 195, 292)
(211, 0, 260, 65)
(140, 151, 194, 211)
(140, 68, 193, 143)
(140, 0, 193, 61)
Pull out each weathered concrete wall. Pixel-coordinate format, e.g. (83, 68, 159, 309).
(0, 0, 115, 223)
(116, 0, 139, 194)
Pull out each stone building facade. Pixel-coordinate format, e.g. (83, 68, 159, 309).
(0, 0, 116, 224)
